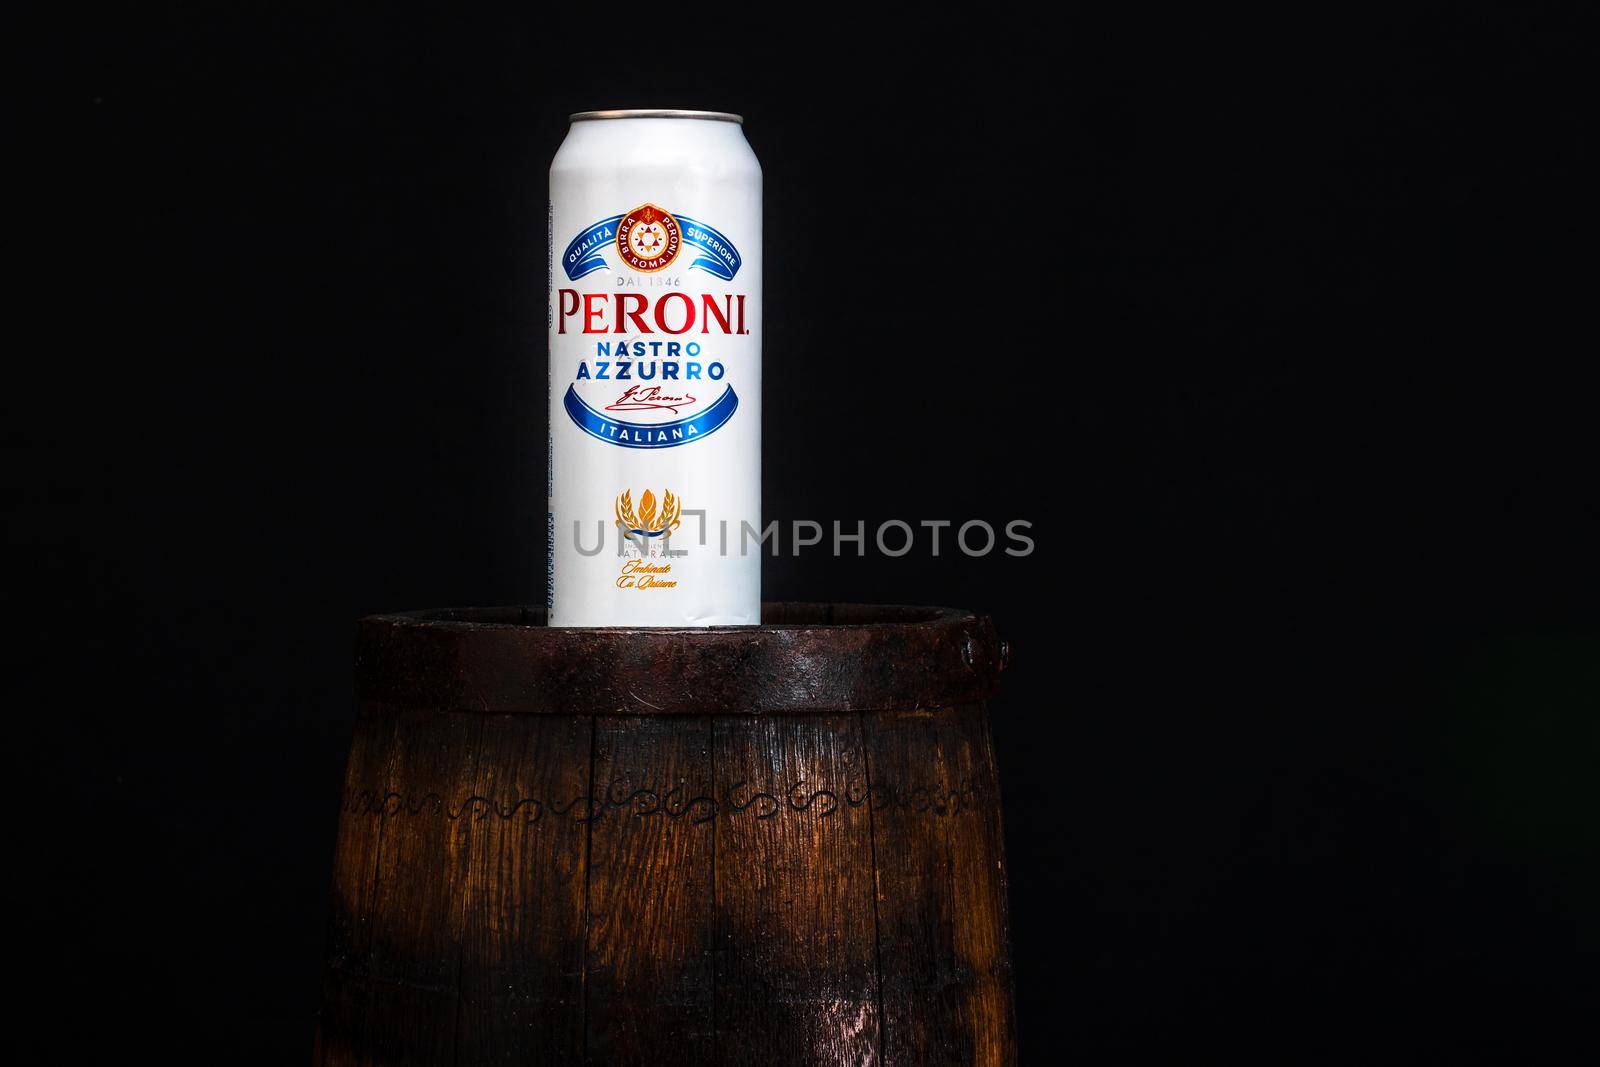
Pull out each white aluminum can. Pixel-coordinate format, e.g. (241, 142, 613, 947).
(547, 110, 761, 626)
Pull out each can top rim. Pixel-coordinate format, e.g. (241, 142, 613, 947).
(569, 109, 743, 125)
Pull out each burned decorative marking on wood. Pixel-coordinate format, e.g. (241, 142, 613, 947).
(316, 603, 1016, 1066)
(339, 776, 982, 829)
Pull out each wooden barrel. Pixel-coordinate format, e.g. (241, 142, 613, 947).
(316, 603, 1016, 1065)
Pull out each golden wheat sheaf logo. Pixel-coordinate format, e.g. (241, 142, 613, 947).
(615, 488, 683, 538)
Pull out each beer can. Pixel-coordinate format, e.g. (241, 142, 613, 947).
(547, 110, 761, 626)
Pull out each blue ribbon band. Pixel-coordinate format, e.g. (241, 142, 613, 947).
(564, 384, 739, 448)
(675, 215, 742, 281)
(562, 215, 621, 280)
(561, 211, 742, 281)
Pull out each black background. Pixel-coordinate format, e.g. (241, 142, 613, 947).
(18, 6, 1599, 1063)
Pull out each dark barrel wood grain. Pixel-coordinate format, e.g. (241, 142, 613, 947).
(315, 604, 1016, 1065)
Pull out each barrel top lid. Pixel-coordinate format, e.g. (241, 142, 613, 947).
(569, 109, 743, 124)
(355, 603, 1006, 715)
